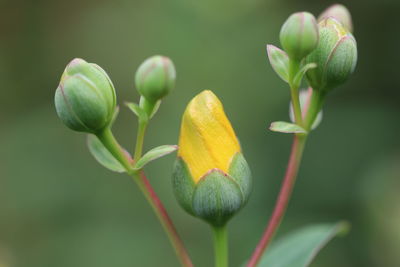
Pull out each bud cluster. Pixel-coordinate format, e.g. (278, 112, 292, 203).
(267, 4, 357, 93)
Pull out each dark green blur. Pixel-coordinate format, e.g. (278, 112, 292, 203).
(1, 0, 400, 266)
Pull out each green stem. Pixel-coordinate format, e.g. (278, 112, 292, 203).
(132, 171, 193, 267)
(96, 127, 133, 172)
(134, 119, 148, 161)
(288, 59, 303, 127)
(96, 127, 193, 267)
(212, 225, 228, 267)
(304, 90, 325, 131)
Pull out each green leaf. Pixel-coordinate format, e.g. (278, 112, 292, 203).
(267, 44, 289, 83)
(134, 145, 178, 170)
(293, 63, 317, 88)
(269, 121, 307, 134)
(125, 102, 148, 122)
(149, 100, 161, 119)
(257, 222, 349, 267)
(87, 134, 126, 173)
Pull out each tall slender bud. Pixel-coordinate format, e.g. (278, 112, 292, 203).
(173, 90, 252, 226)
(318, 4, 353, 32)
(280, 12, 319, 61)
(306, 18, 357, 92)
(55, 58, 117, 133)
(135, 55, 176, 104)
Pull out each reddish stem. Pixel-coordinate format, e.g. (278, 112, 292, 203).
(247, 135, 306, 267)
(136, 171, 194, 267)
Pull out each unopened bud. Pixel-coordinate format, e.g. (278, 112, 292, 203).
(173, 91, 252, 226)
(306, 18, 357, 92)
(318, 4, 353, 32)
(280, 12, 319, 61)
(55, 58, 116, 133)
(135, 55, 176, 103)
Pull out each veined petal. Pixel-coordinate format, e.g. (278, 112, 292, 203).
(178, 90, 241, 183)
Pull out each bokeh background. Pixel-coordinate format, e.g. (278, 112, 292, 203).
(1, 0, 400, 266)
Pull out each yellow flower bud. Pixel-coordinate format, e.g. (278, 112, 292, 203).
(178, 90, 241, 183)
(173, 90, 251, 226)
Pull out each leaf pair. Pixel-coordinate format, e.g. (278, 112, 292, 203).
(125, 100, 161, 123)
(266, 45, 316, 87)
(87, 135, 177, 173)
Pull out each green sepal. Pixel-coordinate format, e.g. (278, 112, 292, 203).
(172, 158, 196, 215)
(110, 106, 119, 127)
(192, 170, 243, 227)
(134, 145, 178, 170)
(266, 44, 289, 83)
(87, 134, 126, 173)
(228, 153, 252, 203)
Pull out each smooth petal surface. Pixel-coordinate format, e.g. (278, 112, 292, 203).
(178, 90, 241, 183)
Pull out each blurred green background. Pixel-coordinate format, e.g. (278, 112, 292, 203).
(1, 0, 400, 266)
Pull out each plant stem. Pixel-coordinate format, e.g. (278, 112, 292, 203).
(96, 127, 193, 267)
(304, 90, 325, 131)
(290, 86, 303, 126)
(247, 134, 307, 267)
(288, 59, 303, 127)
(212, 225, 228, 267)
(96, 127, 133, 171)
(133, 171, 194, 267)
(134, 119, 148, 161)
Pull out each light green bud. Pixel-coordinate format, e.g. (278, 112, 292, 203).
(280, 12, 319, 61)
(55, 58, 116, 133)
(135, 55, 176, 103)
(318, 4, 353, 32)
(306, 18, 357, 92)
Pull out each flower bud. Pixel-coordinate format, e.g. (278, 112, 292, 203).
(318, 4, 353, 32)
(135, 55, 176, 103)
(173, 90, 252, 226)
(306, 18, 357, 92)
(55, 58, 117, 133)
(280, 12, 319, 61)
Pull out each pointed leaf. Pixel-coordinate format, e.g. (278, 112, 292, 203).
(87, 135, 126, 173)
(293, 63, 317, 87)
(125, 102, 148, 122)
(270, 121, 307, 134)
(149, 100, 162, 119)
(257, 222, 349, 267)
(134, 145, 178, 170)
(267, 44, 289, 83)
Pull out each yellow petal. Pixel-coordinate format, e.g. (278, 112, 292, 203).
(178, 90, 241, 183)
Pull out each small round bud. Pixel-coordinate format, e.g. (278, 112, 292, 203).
(135, 55, 176, 103)
(306, 18, 357, 92)
(280, 12, 319, 61)
(173, 91, 252, 226)
(318, 4, 353, 32)
(55, 58, 116, 133)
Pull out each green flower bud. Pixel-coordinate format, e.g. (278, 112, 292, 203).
(306, 18, 357, 92)
(173, 91, 252, 226)
(280, 12, 319, 61)
(135, 55, 176, 103)
(318, 4, 353, 32)
(55, 58, 116, 133)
